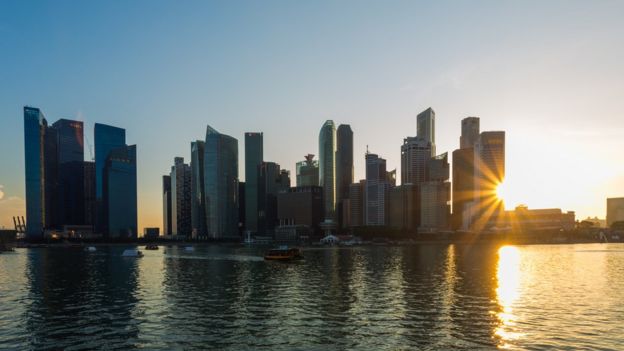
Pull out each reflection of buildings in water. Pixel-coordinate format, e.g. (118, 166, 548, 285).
(25, 247, 139, 349)
(495, 246, 523, 348)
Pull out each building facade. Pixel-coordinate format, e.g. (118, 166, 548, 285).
(607, 197, 624, 228)
(191, 141, 207, 237)
(103, 145, 137, 239)
(204, 125, 239, 239)
(170, 157, 191, 236)
(244, 132, 263, 233)
(365, 152, 390, 226)
(296, 154, 319, 187)
(388, 184, 419, 231)
(319, 120, 337, 221)
(401, 136, 431, 185)
(277, 186, 323, 237)
(416, 107, 436, 156)
(23, 107, 48, 238)
(162, 175, 172, 235)
(336, 124, 353, 228)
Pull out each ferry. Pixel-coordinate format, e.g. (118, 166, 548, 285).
(264, 246, 304, 261)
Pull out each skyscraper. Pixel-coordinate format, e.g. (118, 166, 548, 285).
(348, 180, 366, 227)
(257, 162, 290, 236)
(191, 141, 207, 237)
(336, 124, 353, 229)
(204, 125, 239, 239)
(319, 120, 336, 221)
(103, 145, 137, 239)
(52, 119, 85, 226)
(170, 157, 191, 236)
(417, 107, 435, 156)
(460, 117, 480, 149)
(245, 132, 263, 233)
(420, 153, 451, 231)
(162, 175, 172, 235)
(365, 152, 390, 226)
(296, 154, 319, 187)
(94, 123, 126, 233)
(23, 107, 47, 238)
(471, 131, 505, 230)
(401, 136, 431, 185)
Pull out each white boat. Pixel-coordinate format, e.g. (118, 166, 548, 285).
(122, 249, 143, 257)
(184, 246, 195, 252)
(84, 246, 97, 252)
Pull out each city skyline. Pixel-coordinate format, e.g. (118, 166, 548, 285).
(2, 1, 624, 231)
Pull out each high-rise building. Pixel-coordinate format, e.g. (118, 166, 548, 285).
(244, 132, 263, 233)
(388, 184, 419, 231)
(277, 186, 323, 237)
(470, 131, 505, 230)
(452, 117, 480, 230)
(23, 107, 48, 239)
(257, 162, 290, 236)
(336, 124, 353, 229)
(170, 157, 191, 236)
(401, 136, 431, 185)
(203, 125, 239, 239)
(83, 161, 96, 226)
(417, 107, 435, 156)
(348, 180, 366, 227)
(607, 197, 624, 228)
(296, 154, 319, 187)
(162, 175, 172, 235)
(103, 145, 137, 239)
(420, 181, 451, 231)
(52, 119, 85, 226)
(94, 123, 126, 234)
(319, 120, 336, 221)
(191, 141, 207, 237)
(365, 152, 390, 226)
(460, 117, 480, 149)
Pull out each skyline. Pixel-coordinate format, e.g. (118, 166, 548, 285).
(2, 1, 624, 230)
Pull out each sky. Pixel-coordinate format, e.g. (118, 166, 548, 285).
(1, 0, 623, 230)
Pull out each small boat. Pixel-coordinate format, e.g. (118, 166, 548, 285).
(264, 246, 303, 261)
(184, 246, 195, 252)
(122, 249, 144, 257)
(145, 244, 159, 250)
(84, 246, 97, 252)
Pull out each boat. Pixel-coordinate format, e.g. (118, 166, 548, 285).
(84, 246, 97, 252)
(264, 246, 303, 261)
(122, 249, 143, 257)
(184, 246, 195, 252)
(145, 244, 159, 250)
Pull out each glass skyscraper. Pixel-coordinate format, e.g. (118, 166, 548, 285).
(94, 123, 126, 233)
(170, 157, 191, 236)
(191, 141, 207, 237)
(336, 124, 353, 229)
(23, 107, 47, 238)
(204, 125, 239, 239)
(319, 120, 336, 221)
(417, 107, 436, 157)
(103, 145, 137, 239)
(52, 119, 85, 226)
(244, 132, 263, 233)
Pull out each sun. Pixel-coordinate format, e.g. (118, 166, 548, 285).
(496, 182, 507, 202)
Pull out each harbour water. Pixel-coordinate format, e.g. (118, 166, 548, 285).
(1, 243, 623, 350)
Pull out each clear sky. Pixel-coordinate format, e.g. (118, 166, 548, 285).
(1, 0, 623, 230)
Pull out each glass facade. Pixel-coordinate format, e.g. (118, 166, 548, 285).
(204, 125, 239, 239)
(191, 141, 207, 237)
(94, 123, 126, 233)
(244, 132, 263, 233)
(23, 107, 46, 238)
(52, 119, 85, 226)
(103, 145, 137, 239)
(318, 120, 336, 221)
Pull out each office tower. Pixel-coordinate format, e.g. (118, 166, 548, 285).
(417, 107, 435, 156)
(452, 148, 475, 229)
(429, 152, 450, 181)
(191, 141, 207, 237)
(607, 198, 624, 228)
(471, 131, 505, 230)
(460, 117, 480, 149)
(365, 152, 390, 226)
(296, 154, 319, 187)
(420, 181, 451, 231)
(257, 162, 290, 236)
(204, 125, 239, 239)
(94, 123, 126, 233)
(103, 145, 137, 239)
(336, 124, 353, 229)
(170, 157, 191, 236)
(452, 117, 480, 230)
(162, 175, 172, 235)
(319, 120, 336, 221)
(401, 136, 431, 185)
(83, 161, 96, 226)
(245, 132, 263, 233)
(238, 182, 245, 237)
(23, 107, 48, 238)
(388, 184, 419, 231)
(348, 180, 366, 227)
(52, 119, 85, 226)
(276, 186, 323, 239)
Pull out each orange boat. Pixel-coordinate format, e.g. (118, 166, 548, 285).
(264, 247, 303, 261)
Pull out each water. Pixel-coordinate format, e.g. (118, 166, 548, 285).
(1, 243, 623, 350)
